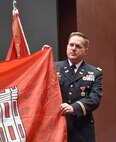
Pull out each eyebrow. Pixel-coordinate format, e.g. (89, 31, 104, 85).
(68, 43, 83, 48)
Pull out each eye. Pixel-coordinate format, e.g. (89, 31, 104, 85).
(75, 45, 82, 49)
(69, 43, 74, 47)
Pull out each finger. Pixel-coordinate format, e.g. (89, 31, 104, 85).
(60, 103, 68, 110)
(61, 107, 69, 115)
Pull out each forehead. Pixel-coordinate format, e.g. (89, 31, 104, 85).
(69, 35, 84, 43)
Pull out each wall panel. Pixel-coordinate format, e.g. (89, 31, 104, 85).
(57, 0, 77, 60)
(76, 0, 116, 141)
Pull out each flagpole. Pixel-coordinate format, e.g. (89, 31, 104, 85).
(13, 0, 17, 9)
(13, 0, 19, 14)
(12, 0, 31, 55)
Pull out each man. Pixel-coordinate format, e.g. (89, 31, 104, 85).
(55, 32, 103, 142)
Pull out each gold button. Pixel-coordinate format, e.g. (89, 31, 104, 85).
(91, 120, 94, 123)
(69, 92, 72, 95)
(70, 84, 74, 88)
(68, 100, 71, 103)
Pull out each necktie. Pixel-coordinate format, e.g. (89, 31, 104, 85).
(70, 64, 76, 75)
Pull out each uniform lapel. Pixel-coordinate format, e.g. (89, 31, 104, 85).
(60, 60, 89, 82)
(60, 60, 72, 81)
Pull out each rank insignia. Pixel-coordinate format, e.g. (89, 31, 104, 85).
(97, 67, 102, 71)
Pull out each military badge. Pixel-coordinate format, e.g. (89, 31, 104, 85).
(82, 74, 95, 81)
(80, 86, 86, 97)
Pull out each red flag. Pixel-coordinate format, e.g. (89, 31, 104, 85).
(6, 8, 30, 61)
(0, 47, 67, 142)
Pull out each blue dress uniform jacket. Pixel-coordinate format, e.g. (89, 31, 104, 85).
(55, 60, 103, 142)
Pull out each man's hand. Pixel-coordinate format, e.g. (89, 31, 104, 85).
(41, 45, 51, 50)
(60, 103, 75, 115)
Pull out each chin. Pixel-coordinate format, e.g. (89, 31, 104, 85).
(69, 58, 77, 63)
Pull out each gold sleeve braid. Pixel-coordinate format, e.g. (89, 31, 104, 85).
(76, 101, 86, 116)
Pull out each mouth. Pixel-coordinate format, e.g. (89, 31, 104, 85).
(70, 52, 76, 56)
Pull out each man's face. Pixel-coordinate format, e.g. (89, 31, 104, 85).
(67, 35, 88, 64)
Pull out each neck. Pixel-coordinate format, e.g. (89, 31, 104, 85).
(69, 59, 83, 65)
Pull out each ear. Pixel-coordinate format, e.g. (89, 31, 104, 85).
(85, 48, 88, 54)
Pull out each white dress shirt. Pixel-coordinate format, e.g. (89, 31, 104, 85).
(68, 60, 83, 73)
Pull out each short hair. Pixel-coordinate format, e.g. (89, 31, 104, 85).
(68, 32, 89, 48)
